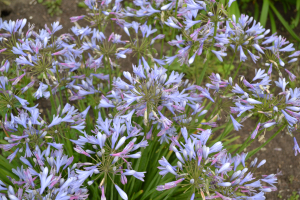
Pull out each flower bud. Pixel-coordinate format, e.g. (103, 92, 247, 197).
(60, 178, 65, 186)
(177, 161, 182, 170)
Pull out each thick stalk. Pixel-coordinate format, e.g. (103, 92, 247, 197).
(197, 21, 218, 85)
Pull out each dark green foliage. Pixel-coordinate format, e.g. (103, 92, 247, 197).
(38, 0, 62, 16)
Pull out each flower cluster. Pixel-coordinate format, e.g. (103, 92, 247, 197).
(0, 0, 299, 199)
(99, 58, 219, 142)
(205, 69, 300, 135)
(71, 114, 148, 200)
(75, 0, 300, 78)
(157, 127, 279, 199)
(0, 145, 88, 199)
(0, 103, 89, 162)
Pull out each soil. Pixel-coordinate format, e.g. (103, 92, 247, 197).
(1, 0, 300, 199)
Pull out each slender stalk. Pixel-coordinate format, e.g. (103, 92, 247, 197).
(104, 55, 112, 89)
(246, 124, 286, 160)
(110, 174, 114, 200)
(236, 116, 264, 154)
(65, 89, 69, 103)
(226, 46, 238, 78)
(160, 25, 165, 59)
(232, 61, 243, 80)
(197, 21, 218, 85)
(48, 85, 57, 112)
(168, 0, 179, 57)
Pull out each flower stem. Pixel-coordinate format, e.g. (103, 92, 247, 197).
(168, 0, 179, 58)
(236, 116, 264, 154)
(232, 61, 243, 80)
(104, 56, 112, 90)
(246, 124, 286, 160)
(160, 25, 165, 59)
(226, 47, 238, 78)
(197, 21, 218, 85)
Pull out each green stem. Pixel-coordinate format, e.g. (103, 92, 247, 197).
(197, 21, 218, 85)
(65, 88, 69, 103)
(226, 46, 238, 77)
(48, 85, 57, 112)
(110, 174, 114, 200)
(246, 124, 286, 160)
(236, 116, 264, 154)
(160, 25, 165, 59)
(104, 56, 112, 89)
(232, 61, 243, 80)
(168, 0, 179, 57)
(111, 20, 114, 33)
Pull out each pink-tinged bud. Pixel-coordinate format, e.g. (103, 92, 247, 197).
(285, 69, 296, 81)
(52, 48, 67, 56)
(59, 62, 76, 68)
(101, 186, 106, 200)
(146, 126, 153, 140)
(267, 64, 272, 75)
(0, 48, 7, 53)
(108, 33, 114, 42)
(12, 73, 26, 85)
(156, 178, 184, 191)
(120, 173, 127, 185)
(45, 24, 52, 34)
(74, 145, 91, 157)
(243, 79, 254, 89)
(251, 123, 260, 139)
(157, 127, 169, 137)
(70, 15, 85, 22)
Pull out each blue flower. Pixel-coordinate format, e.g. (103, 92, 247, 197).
(230, 114, 243, 131)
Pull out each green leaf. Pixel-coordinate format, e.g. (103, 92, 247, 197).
(37, 0, 43, 3)
(228, 1, 240, 19)
(269, 2, 300, 42)
(259, 0, 269, 27)
(254, 3, 259, 21)
(131, 190, 143, 200)
(268, 10, 277, 34)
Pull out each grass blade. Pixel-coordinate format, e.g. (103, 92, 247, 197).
(268, 9, 277, 34)
(259, 0, 269, 27)
(269, 2, 300, 42)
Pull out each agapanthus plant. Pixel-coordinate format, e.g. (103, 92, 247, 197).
(99, 0, 300, 81)
(0, 0, 299, 199)
(157, 127, 279, 199)
(0, 145, 88, 199)
(0, 103, 89, 162)
(70, 114, 148, 200)
(98, 58, 220, 143)
(205, 69, 300, 135)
